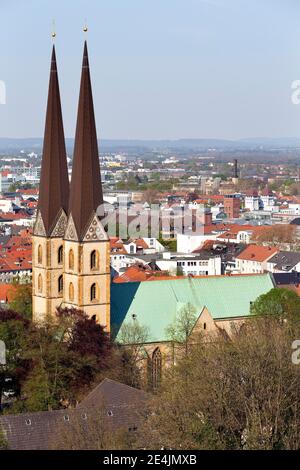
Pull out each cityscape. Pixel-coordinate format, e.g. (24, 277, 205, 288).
(0, 0, 300, 461)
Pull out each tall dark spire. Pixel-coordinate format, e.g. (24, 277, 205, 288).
(68, 41, 103, 240)
(38, 45, 69, 235)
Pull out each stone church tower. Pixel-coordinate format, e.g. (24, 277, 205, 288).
(33, 43, 110, 330)
(32, 46, 69, 322)
(63, 42, 110, 329)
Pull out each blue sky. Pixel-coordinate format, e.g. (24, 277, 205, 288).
(0, 0, 300, 140)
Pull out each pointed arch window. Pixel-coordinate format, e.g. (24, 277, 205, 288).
(90, 283, 98, 302)
(38, 245, 42, 264)
(69, 249, 74, 270)
(38, 274, 43, 293)
(151, 348, 162, 391)
(90, 250, 99, 270)
(58, 246, 63, 265)
(69, 282, 74, 302)
(58, 275, 63, 294)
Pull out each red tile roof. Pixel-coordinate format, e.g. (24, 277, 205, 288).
(236, 244, 278, 262)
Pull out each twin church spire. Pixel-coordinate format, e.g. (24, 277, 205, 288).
(37, 41, 103, 240)
(38, 46, 69, 236)
(69, 41, 104, 240)
(33, 42, 110, 326)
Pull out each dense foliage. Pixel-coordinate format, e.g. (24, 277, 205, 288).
(0, 307, 134, 413)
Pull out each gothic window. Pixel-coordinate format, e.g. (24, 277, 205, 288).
(38, 245, 42, 264)
(58, 275, 63, 294)
(69, 249, 74, 270)
(38, 274, 43, 293)
(69, 282, 74, 301)
(58, 245, 63, 264)
(90, 283, 98, 302)
(151, 348, 162, 391)
(90, 250, 99, 270)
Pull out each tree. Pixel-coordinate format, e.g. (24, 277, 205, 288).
(0, 426, 8, 449)
(142, 189, 159, 205)
(10, 308, 114, 413)
(0, 310, 31, 408)
(250, 287, 300, 325)
(165, 302, 197, 357)
(50, 409, 132, 450)
(136, 317, 300, 450)
(116, 319, 150, 388)
(251, 225, 297, 245)
(8, 280, 32, 320)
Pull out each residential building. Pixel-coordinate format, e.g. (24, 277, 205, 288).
(235, 245, 278, 274)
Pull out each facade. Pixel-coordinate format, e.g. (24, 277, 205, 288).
(32, 43, 110, 328)
(224, 195, 240, 219)
(245, 192, 261, 211)
(235, 245, 278, 274)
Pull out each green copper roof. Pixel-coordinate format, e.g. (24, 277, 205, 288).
(111, 274, 275, 343)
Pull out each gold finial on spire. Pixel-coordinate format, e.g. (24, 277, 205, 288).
(83, 18, 88, 33)
(51, 19, 56, 40)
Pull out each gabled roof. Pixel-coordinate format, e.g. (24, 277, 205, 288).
(111, 273, 275, 343)
(0, 379, 148, 450)
(236, 245, 278, 262)
(78, 378, 148, 409)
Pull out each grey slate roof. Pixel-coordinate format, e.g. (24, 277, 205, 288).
(267, 251, 300, 271)
(0, 379, 148, 450)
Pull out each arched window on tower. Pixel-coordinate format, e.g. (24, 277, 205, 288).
(151, 348, 162, 391)
(58, 275, 63, 294)
(58, 246, 63, 265)
(38, 245, 42, 264)
(38, 274, 43, 293)
(69, 249, 74, 270)
(90, 250, 99, 270)
(90, 283, 98, 302)
(69, 282, 74, 301)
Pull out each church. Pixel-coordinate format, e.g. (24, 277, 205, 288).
(32, 43, 275, 388)
(32, 42, 110, 329)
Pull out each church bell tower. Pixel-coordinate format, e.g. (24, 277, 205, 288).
(32, 46, 69, 322)
(63, 42, 110, 330)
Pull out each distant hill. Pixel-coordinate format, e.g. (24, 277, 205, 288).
(1, 137, 300, 154)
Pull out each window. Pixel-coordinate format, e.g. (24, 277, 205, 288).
(90, 283, 98, 302)
(58, 245, 63, 264)
(69, 249, 74, 270)
(90, 250, 99, 270)
(58, 275, 63, 294)
(130, 245, 134, 254)
(69, 282, 74, 301)
(38, 245, 42, 264)
(203, 322, 207, 330)
(38, 274, 43, 293)
(151, 348, 162, 391)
